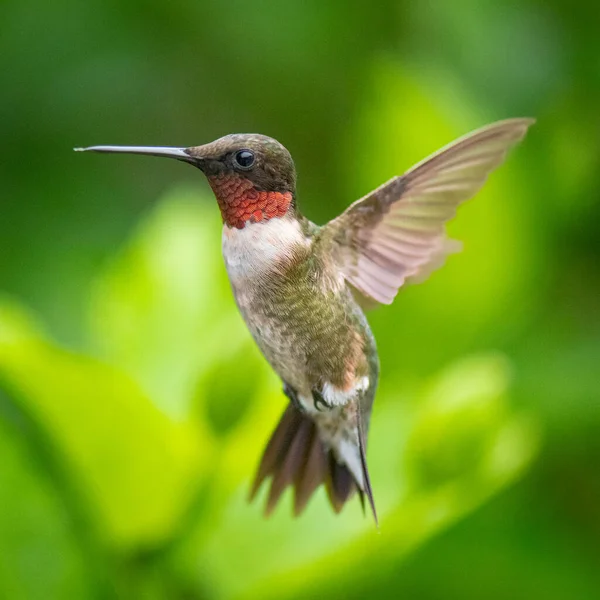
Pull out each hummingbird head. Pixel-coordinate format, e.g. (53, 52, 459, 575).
(187, 134, 297, 229)
(76, 134, 297, 229)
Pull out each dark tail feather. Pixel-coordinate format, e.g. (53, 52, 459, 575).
(294, 425, 327, 515)
(249, 405, 302, 503)
(357, 406, 378, 526)
(325, 454, 355, 512)
(250, 404, 373, 519)
(265, 414, 311, 514)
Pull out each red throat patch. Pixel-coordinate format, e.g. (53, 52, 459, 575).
(208, 173, 293, 229)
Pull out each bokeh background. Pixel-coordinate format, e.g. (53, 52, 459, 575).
(1, 1, 599, 598)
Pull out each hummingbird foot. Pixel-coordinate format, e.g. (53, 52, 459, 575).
(312, 389, 333, 412)
(283, 383, 305, 413)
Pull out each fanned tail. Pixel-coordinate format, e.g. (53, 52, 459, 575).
(249, 404, 377, 522)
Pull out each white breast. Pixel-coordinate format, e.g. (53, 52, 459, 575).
(222, 217, 310, 284)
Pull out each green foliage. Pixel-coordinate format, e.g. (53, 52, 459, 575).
(0, 404, 95, 600)
(2, 1, 599, 598)
(0, 194, 539, 599)
(0, 299, 205, 550)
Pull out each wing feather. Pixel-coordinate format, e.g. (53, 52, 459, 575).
(319, 118, 534, 305)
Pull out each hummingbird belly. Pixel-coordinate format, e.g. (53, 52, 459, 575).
(222, 218, 378, 403)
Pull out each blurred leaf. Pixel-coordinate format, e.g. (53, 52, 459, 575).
(405, 1, 565, 112)
(0, 400, 97, 600)
(88, 186, 240, 418)
(405, 353, 513, 489)
(200, 340, 270, 437)
(171, 353, 539, 600)
(0, 297, 209, 550)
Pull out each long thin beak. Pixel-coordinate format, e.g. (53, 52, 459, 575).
(74, 145, 195, 162)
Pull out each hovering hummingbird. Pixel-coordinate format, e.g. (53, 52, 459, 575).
(76, 118, 533, 523)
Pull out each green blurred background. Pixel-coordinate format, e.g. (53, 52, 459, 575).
(1, 1, 599, 598)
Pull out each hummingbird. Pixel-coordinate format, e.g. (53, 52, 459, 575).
(76, 118, 533, 524)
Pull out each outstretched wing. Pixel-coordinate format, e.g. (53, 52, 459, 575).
(318, 118, 534, 305)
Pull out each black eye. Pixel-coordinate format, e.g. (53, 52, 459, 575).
(234, 149, 255, 170)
